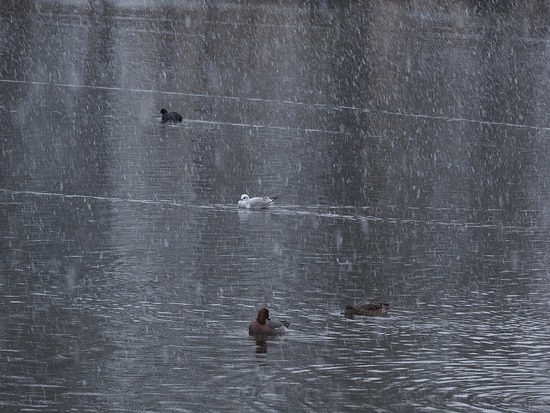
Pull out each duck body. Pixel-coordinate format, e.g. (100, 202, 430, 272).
(238, 194, 278, 209)
(160, 108, 183, 123)
(249, 307, 290, 335)
(345, 302, 390, 318)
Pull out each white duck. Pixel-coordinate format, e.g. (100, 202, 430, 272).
(238, 194, 278, 209)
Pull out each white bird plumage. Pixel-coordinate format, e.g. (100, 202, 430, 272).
(238, 194, 278, 209)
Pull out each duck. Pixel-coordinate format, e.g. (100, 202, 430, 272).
(238, 194, 278, 209)
(344, 302, 390, 318)
(160, 108, 183, 123)
(249, 307, 290, 335)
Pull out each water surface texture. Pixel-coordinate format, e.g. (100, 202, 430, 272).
(2, 1, 550, 412)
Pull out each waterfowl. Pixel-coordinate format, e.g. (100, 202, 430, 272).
(249, 307, 290, 335)
(160, 108, 183, 123)
(345, 302, 390, 318)
(238, 194, 278, 209)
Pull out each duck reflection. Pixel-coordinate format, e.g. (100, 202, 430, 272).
(251, 335, 269, 354)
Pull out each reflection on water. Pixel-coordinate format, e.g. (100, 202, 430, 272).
(2, 0, 550, 412)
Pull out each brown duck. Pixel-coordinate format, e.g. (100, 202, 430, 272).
(345, 302, 390, 318)
(249, 307, 291, 335)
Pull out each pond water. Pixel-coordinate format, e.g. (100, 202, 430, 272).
(1, 1, 550, 412)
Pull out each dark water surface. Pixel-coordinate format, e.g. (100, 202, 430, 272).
(2, 1, 550, 412)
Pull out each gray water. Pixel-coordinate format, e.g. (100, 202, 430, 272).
(2, 1, 550, 412)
